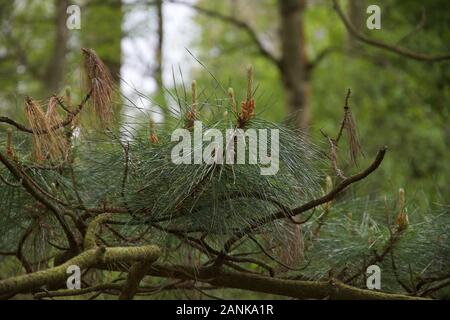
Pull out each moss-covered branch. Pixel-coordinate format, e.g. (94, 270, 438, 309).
(143, 264, 425, 300)
(0, 245, 161, 296)
(84, 213, 112, 250)
(118, 260, 154, 300)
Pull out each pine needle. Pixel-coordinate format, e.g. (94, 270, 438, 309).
(337, 89, 363, 166)
(25, 96, 67, 163)
(26, 97, 50, 162)
(82, 48, 115, 126)
(45, 96, 68, 161)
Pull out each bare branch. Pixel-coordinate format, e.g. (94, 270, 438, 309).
(307, 46, 340, 71)
(165, 0, 281, 68)
(333, 0, 450, 62)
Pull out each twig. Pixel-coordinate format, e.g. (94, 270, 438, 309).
(248, 235, 308, 272)
(345, 227, 405, 284)
(333, 0, 450, 62)
(0, 151, 79, 252)
(0, 90, 91, 134)
(0, 174, 22, 187)
(53, 95, 72, 114)
(165, 0, 280, 68)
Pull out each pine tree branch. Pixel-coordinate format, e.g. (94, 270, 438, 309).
(138, 263, 424, 300)
(0, 151, 79, 252)
(34, 283, 125, 299)
(223, 147, 387, 252)
(419, 277, 450, 297)
(84, 213, 113, 250)
(118, 260, 154, 300)
(345, 228, 405, 284)
(0, 245, 161, 297)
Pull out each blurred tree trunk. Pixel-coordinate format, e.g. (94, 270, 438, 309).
(277, 0, 309, 264)
(278, 0, 310, 129)
(45, 0, 69, 95)
(153, 0, 167, 118)
(154, 0, 164, 93)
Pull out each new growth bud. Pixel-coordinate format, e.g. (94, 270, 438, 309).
(185, 80, 198, 129)
(228, 87, 237, 114)
(324, 175, 333, 211)
(396, 188, 409, 231)
(238, 65, 256, 128)
(6, 128, 14, 157)
(149, 119, 159, 144)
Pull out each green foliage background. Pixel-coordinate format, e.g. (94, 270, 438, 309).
(0, 0, 448, 299)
